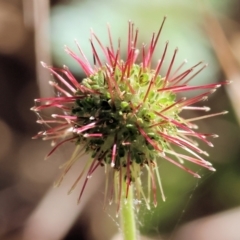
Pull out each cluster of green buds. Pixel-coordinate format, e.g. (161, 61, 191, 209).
(32, 17, 229, 212)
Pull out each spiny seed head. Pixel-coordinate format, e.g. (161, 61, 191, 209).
(32, 18, 229, 211)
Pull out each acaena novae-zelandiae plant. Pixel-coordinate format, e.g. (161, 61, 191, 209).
(32, 17, 229, 218)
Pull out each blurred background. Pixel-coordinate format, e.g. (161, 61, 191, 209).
(1, 0, 240, 239)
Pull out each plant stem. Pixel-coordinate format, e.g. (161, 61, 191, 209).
(120, 180, 138, 240)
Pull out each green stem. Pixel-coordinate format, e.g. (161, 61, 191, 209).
(120, 180, 138, 240)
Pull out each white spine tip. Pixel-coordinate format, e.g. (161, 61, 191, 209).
(205, 106, 211, 112)
(203, 151, 209, 157)
(211, 89, 217, 94)
(202, 96, 208, 101)
(210, 167, 216, 171)
(40, 61, 47, 67)
(48, 81, 56, 86)
(206, 161, 212, 166)
(134, 49, 140, 54)
(161, 152, 165, 157)
(51, 114, 57, 118)
(111, 163, 115, 168)
(191, 124, 198, 129)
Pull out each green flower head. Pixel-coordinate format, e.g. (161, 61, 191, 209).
(32, 17, 229, 212)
